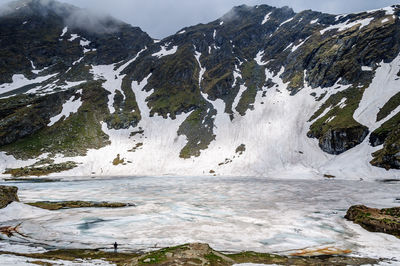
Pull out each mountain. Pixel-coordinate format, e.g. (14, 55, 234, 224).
(0, 0, 399, 179)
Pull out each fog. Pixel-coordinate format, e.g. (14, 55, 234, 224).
(0, 0, 399, 38)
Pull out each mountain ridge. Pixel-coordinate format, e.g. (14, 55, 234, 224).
(0, 0, 399, 179)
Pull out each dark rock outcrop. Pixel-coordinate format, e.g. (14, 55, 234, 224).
(0, 185, 19, 209)
(345, 205, 400, 238)
(309, 126, 369, 155)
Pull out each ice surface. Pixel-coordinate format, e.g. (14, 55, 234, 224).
(1, 177, 399, 262)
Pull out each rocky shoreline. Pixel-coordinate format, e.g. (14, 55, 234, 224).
(0, 243, 380, 266)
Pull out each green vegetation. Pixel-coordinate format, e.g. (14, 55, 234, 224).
(112, 154, 125, 165)
(178, 106, 216, 159)
(0, 249, 138, 266)
(4, 162, 77, 177)
(128, 142, 143, 152)
(1, 81, 111, 159)
(370, 112, 400, 169)
(308, 86, 366, 139)
(236, 60, 266, 116)
(105, 75, 141, 129)
(345, 205, 400, 238)
(0, 242, 380, 266)
(376, 92, 400, 122)
(227, 251, 286, 265)
(146, 44, 202, 119)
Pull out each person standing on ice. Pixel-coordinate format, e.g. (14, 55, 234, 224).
(114, 242, 118, 253)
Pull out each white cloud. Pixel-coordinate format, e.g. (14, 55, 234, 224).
(1, 0, 398, 38)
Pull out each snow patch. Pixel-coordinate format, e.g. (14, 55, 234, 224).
(60, 26, 68, 37)
(310, 19, 318, 24)
(194, 51, 206, 87)
(354, 54, 400, 131)
(337, 98, 347, 109)
(362, 66, 373, 71)
(90, 48, 147, 113)
(80, 39, 91, 47)
(152, 45, 178, 58)
(280, 17, 294, 27)
(68, 34, 79, 41)
(0, 73, 57, 96)
(291, 37, 310, 52)
(367, 6, 395, 16)
(261, 12, 272, 25)
(255, 51, 267, 65)
(48, 90, 83, 126)
(320, 17, 374, 35)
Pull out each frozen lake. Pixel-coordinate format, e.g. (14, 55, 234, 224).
(0, 176, 399, 261)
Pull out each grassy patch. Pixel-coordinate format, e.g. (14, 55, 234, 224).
(236, 60, 266, 116)
(376, 92, 400, 122)
(4, 162, 77, 177)
(112, 154, 125, 165)
(1, 81, 110, 159)
(308, 86, 366, 138)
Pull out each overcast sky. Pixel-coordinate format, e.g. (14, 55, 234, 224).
(1, 0, 399, 38)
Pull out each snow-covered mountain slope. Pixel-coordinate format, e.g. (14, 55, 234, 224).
(0, 0, 399, 179)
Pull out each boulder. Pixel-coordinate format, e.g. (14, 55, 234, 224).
(345, 205, 400, 238)
(0, 185, 19, 209)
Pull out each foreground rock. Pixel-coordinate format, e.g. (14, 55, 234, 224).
(0, 243, 379, 265)
(345, 205, 400, 238)
(27, 201, 134, 210)
(0, 185, 19, 209)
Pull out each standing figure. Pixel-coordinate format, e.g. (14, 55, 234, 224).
(114, 241, 118, 253)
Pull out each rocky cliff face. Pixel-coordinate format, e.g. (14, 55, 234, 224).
(0, 0, 399, 178)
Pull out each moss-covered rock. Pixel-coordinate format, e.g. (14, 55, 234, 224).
(27, 201, 133, 210)
(345, 205, 400, 238)
(0, 185, 19, 209)
(4, 161, 77, 177)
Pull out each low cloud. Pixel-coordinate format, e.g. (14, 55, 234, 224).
(1, 0, 399, 38)
(0, 0, 123, 34)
